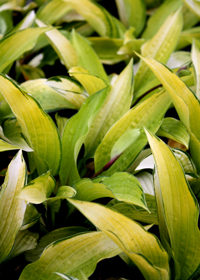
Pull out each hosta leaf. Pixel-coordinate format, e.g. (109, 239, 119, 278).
(36, 19, 77, 70)
(134, 8, 183, 99)
(145, 129, 200, 280)
(156, 117, 190, 148)
(115, 0, 146, 37)
(183, 0, 200, 17)
(0, 10, 13, 36)
(0, 150, 26, 263)
(25, 227, 89, 263)
(73, 178, 114, 201)
(95, 172, 148, 210)
(53, 273, 80, 280)
(192, 39, 200, 99)
(11, 10, 35, 32)
(142, 0, 182, 39)
(7, 230, 38, 261)
(63, 0, 125, 38)
(17, 172, 76, 204)
(21, 204, 41, 230)
(68, 67, 108, 95)
(44, 76, 86, 109)
(55, 114, 68, 137)
(177, 26, 200, 50)
(0, 74, 61, 176)
(20, 231, 121, 280)
(85, 59, 134, 157)
(68, 199, 170, 280)
(182, 3, 199, 30)
(94, 90, 171, 173)
(36, 0, 72, 24)
(59, 87, 108, 185)
(108, 194, 158, 224)
(110, 129, 140, 159)
(0, 119, 33, 152)
(88, 37, 126, 64)
(166, 51, 191, 69)
(173, 149, 197, 174)
(74, 172, 148, 210)
(0, 27, 51, 73)
(70, 30, 108, 81)
(138, 55, 200, 171)
(135, 172, 155, 195)
(17, 171, 55, 204)
(22, 78, 85, 111)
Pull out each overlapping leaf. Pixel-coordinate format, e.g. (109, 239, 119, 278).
(20, 231, 122, 280)
(138, 54, 200, 172)
(69, 199, 170, 280)
(0, 74, 61, 176)
(0, 150, 26, 263)
(63, 0, 125, 38)
(145, 129, 200, 280)
(134, 8, 183, 99)
(94, 90, 171, 173)
(59, 87, 108, 185)
(84, 59, 134, 157)
(0, 27, 51, 73)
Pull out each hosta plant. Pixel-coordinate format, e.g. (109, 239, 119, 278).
(0, 0, 200, 279)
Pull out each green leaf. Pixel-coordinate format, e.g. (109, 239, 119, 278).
(53, 273, 80, 280)
(115, 0, 146, 37)
(36, 0, 72, 24)
(145, 129, 200, 280)
(22, 78, 84, 111)
(111, 129, 141, 159)
(192, 39, 200, 99)
(36, 19, 78, 70)
(59, 87, 108, 185)
(0, 74, 61, 176)
(177, 26, 200, 50)
(142, 0, 182, 39)
(156, 117, 190, 148)
(20, 231, 121, 280)
(45, 76, 86, 109)
(84, 59, 134, 157)
(11, 10, 35, 32)
(73, 178, 114, 202)
(183, 0, 200, 17)
(108, 194, 158, 225)
(94, 90, 171, 173)
(173, 149, 197, 174)
(17, 171, 55, 204)
(0, 10, 13, 36)
(21, 204, 41, 230)
(88, 37, 126, 64)
(0, 27, 51, 73)
(166, 51, 191, 70)
(0, 150, 26, 264)
(68, 199, 170, 280)
(95, 172, 149, 210)
(70, 30, 108, 81)
(134, 8, 183, 99)
(182, 3, 199, 30)
(6, 230, 38, 261)
(0, 119, 33, 152)
(55, 113, 68, 137)
(138, 54, 200, 172)
(63, 0, 125, 38)
(68, 66, 108, 95)
(25, 226, 89, 263)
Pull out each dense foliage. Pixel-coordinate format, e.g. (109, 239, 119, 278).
(0, 0, 200, 279)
